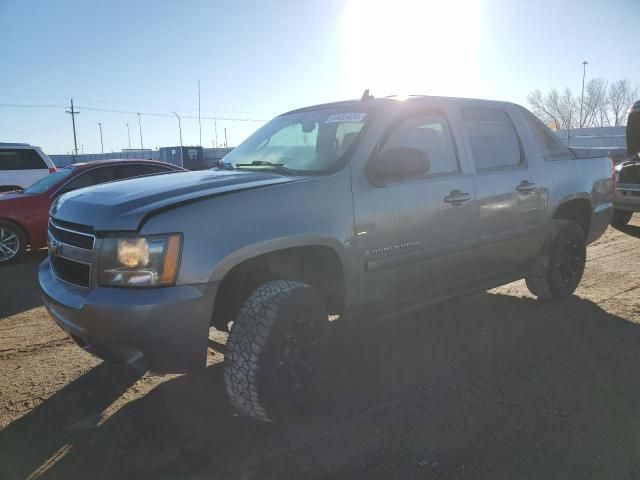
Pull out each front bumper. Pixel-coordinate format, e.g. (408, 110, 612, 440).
(39, 257, 218, 373)
(587, 202, 614, 244)
(613, 186, 640, 213)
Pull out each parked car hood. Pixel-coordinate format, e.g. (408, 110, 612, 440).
(51, 169, 306, 231)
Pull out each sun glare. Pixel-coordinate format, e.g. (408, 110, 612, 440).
(342, 0, 483, 98)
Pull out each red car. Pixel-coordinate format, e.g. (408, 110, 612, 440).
(0, 159, 185, 263)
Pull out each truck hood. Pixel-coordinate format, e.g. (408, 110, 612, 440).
(51, 169, 306, 231)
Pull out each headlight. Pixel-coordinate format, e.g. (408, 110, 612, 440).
(99, 234, 182, 287)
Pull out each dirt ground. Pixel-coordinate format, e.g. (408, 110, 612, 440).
(1, 220, 640, 480)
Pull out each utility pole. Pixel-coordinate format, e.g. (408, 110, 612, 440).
(172, 112, 183, 147)
(214, 120, 218, 147)
(224, 127, 228, 149)
(137, 113, 144, 150)
(65, 99, 80, 155)
(198, 79, 202, 146)
(579, 60, 588, 128)
(126, 123, 131, 149)
(98, 122, 104, 154)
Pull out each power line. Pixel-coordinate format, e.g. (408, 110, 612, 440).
(0, 102, 271, 122)
(0, 103, 65, 108)
(0, 93, 279, 116)
(77, 105, 269, 122)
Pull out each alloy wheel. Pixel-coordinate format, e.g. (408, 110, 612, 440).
(0, 227, 20, 262)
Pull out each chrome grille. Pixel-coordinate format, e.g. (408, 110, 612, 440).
(48, 219, 95, 289)
(48, 219, 95, 250)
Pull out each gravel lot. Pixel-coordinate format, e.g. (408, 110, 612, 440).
(1, 220, 640, 479)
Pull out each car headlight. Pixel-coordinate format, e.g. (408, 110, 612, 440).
(99, 234, 182, 287)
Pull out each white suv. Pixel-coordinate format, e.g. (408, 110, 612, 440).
(0, 143, 57, 192)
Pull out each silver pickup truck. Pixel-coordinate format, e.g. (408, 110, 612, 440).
(39, 96, 615, 422)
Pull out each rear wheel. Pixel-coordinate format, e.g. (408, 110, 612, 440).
(611, 209, 633, 228)
(525, 220, 586, 301)
(0, 221, 27, 264)
(224, 280, 329, 422)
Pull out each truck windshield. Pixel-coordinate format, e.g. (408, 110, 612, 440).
(224, 108, 369, 174)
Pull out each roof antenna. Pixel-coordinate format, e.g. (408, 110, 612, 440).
(361, 89, 374, 101)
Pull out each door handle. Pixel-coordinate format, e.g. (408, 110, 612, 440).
(516, 180, 536, 193)
(444, 190, 471, 206)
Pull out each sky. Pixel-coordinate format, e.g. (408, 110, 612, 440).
(1, 0, 638, 154)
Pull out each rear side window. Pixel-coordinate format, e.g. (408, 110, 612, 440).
(461, 107, 523, 170)
(519, 107, 575, 160)
(0, 149, 47, 170)
(381, 113, 459, 177)
(116, 163, 172, 178)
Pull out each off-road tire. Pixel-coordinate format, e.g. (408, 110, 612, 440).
(224, 280, 328, 422)
(611, 209, 633, 228)
(525, 220, 586, 301)
(0, 221, 27, 264)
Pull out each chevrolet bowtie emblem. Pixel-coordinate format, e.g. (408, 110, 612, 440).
(48, 238, 60, 256)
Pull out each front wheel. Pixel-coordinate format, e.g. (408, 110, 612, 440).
(611, 209, 633, 228)
(0, 221, 27, 264)
(224, 280, 329, 422)
(525, 220, 586, 301)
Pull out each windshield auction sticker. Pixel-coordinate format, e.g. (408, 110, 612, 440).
(325, 113, 367, 123)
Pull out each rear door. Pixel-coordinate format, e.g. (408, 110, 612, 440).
(460, 104, 544, 276)
(353, 105, 478, 305)
(0, 148, 49, 190)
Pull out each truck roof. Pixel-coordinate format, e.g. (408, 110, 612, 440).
(0, 142, 32, 147)
(283, 95, 517, 116)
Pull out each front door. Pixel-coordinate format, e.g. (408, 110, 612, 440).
(352, 107, 478, 306)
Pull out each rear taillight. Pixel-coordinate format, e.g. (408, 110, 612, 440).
(49, 167, 57, 174)
(610, 158, 616, 192)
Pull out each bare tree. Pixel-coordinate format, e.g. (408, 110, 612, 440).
(529, 78, 638, 130)
(527, 89, 561, 128)
(582, 78, 609, 127)
(609, 79, 638, 127)
(528, 87, 579, 130)
(558, 87, 579, 130)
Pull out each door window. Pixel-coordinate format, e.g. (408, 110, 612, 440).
(0, 149, 47, 170)
(381, 114, 460, 177)
(59, 166, 118, 193)
(461, 107, 523, 170)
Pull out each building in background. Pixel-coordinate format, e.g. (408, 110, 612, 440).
(554, 126, 626, 149)
(159, 146, 205, 169)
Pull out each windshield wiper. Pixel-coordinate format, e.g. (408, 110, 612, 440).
(234, 160, 292, 174)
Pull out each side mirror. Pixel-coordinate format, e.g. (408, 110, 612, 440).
(367, 147, 430, 185)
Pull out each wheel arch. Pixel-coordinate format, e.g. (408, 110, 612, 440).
(0, 217, 30, 246)
(551, 196, 592, 237)
(210, 240, 348, 330)
(0, 186, 24, 193)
